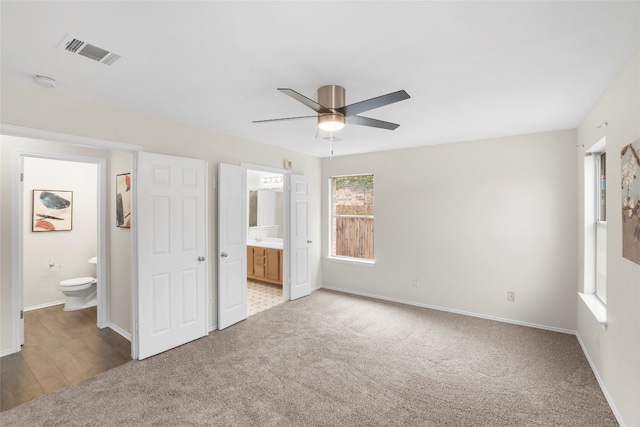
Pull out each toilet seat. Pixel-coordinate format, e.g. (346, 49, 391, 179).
(59, 277, 96, 291)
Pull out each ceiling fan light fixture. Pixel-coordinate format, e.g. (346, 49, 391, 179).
(318, 114, 346, 131)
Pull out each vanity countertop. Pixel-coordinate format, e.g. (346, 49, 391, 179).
(247, 239, 283, 249)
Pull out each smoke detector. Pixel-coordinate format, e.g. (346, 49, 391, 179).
(33, 75, 57, 88)
(57, 34, 123, 66)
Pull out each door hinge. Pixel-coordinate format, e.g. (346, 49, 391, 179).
(20, 172, 24, 182)
(20, 310, 24, 319)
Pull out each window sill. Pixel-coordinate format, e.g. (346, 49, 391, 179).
(326, 256, 376, 267)
(579, 293, 608, 329)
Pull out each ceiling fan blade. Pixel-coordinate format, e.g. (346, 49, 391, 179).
(278, 88, 331, 113)
(252, 115, 318, 124)
(337, 90, 410, 117)
(346, 115, 400, 130)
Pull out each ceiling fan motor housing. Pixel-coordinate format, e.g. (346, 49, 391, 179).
(318, 85, 346, 130)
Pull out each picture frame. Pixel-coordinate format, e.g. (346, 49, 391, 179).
(32, 190, 73, 232)
(621, 140, 640, 265)
(116, 173, 132, 228)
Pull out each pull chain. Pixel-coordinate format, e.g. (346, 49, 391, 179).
(330, 133, 333, 159)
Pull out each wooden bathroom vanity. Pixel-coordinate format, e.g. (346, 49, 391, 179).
(247, 245, 283, 286)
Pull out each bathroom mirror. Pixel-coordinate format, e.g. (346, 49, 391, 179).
(249, 191, 258, 227)
(249, 189, 278, 227)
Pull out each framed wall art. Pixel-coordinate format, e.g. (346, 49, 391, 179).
(32, 190, 73, 232)
(621, 139, 640, 265)
(116, 173, 131, 228)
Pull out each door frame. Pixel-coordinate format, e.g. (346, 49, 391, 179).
(2, 124, 141, 356)
(243, 163, 291, 302)
(16, 151, 107, 328)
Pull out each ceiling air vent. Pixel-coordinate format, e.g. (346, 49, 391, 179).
(57, 34, 123, 66)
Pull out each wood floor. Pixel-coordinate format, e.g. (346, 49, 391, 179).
(1, 305, 131, 412)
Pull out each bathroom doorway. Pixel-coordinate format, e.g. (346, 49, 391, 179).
(20, 155, 105, 338)
(246, 167, 285, 316)
(219, 163, 309, 329)
(0, 148, 121, 411)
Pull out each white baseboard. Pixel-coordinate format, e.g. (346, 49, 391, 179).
(107, 322, 131, 341)
(321, 285, 576, 335)
(24, 300, 65, 312)
(575, 333, 625, 427)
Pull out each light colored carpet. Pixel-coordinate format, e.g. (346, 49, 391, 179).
(0, 289, 616, 426)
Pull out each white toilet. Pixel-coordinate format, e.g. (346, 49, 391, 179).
(59, 257, 98, 311)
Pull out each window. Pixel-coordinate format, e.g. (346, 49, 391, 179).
(330, 174, 374, 261)
(595, 151, 607, 303)
(581, 141, 607, 326)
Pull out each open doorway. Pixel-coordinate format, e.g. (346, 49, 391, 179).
(219, 163, 309, 330)
(22, 157, 100, 318)
(246, 168, 285, 316)
(1, 151, 131, 412)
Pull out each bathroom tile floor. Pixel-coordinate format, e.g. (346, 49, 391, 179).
(248, 280, 283, 316)
(0, 305, 131, 412)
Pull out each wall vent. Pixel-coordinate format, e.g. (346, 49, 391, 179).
(57, 34, 123, 66)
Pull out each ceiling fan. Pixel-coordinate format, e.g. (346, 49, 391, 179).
(253, 85, 410, 132)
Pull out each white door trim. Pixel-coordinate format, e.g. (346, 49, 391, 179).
(1, 124, 143, 152)
(12, 150, 107, 353)
(1, 124, 141, 357)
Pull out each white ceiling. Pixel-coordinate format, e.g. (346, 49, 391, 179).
(1, 1, 639, 157)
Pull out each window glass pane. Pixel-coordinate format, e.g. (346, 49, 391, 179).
(334, 175, 374, 215)
(331, 174, 374, 260)
(599, 152, 606, 222)
(595, 224, 607, 303)
(594, 151, 606, 303)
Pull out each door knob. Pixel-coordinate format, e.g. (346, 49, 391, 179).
(220, 252, 228, 258)
(198, 256, 205, 262)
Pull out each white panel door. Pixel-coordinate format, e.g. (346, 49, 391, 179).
(218, 163, 247, 329)
(137, 152, 207, 360)
(289, 174, 311, 300)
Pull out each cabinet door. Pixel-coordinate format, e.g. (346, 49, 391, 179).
(254, 247, 265, 279)
(247, 246, 254, 278)
(265, 248, 281, 284)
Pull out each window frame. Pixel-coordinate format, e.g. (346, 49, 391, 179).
(580, 137, 607, 328)
(594, 151, 607, 304)
(328, 173, 375, 264)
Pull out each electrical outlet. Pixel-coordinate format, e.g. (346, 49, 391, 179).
(507, 291, 515, 302)
(412, 278, 420, 287)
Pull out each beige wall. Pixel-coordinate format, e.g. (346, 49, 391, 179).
(1, 79, 322, 353)
(576, 52, 640, 427)
(322, 129, 579, 332)
(108, 150, 133, 336)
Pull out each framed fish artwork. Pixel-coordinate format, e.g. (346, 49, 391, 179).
(32, 190, 73, 232)
(116, 173, 131, 228)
